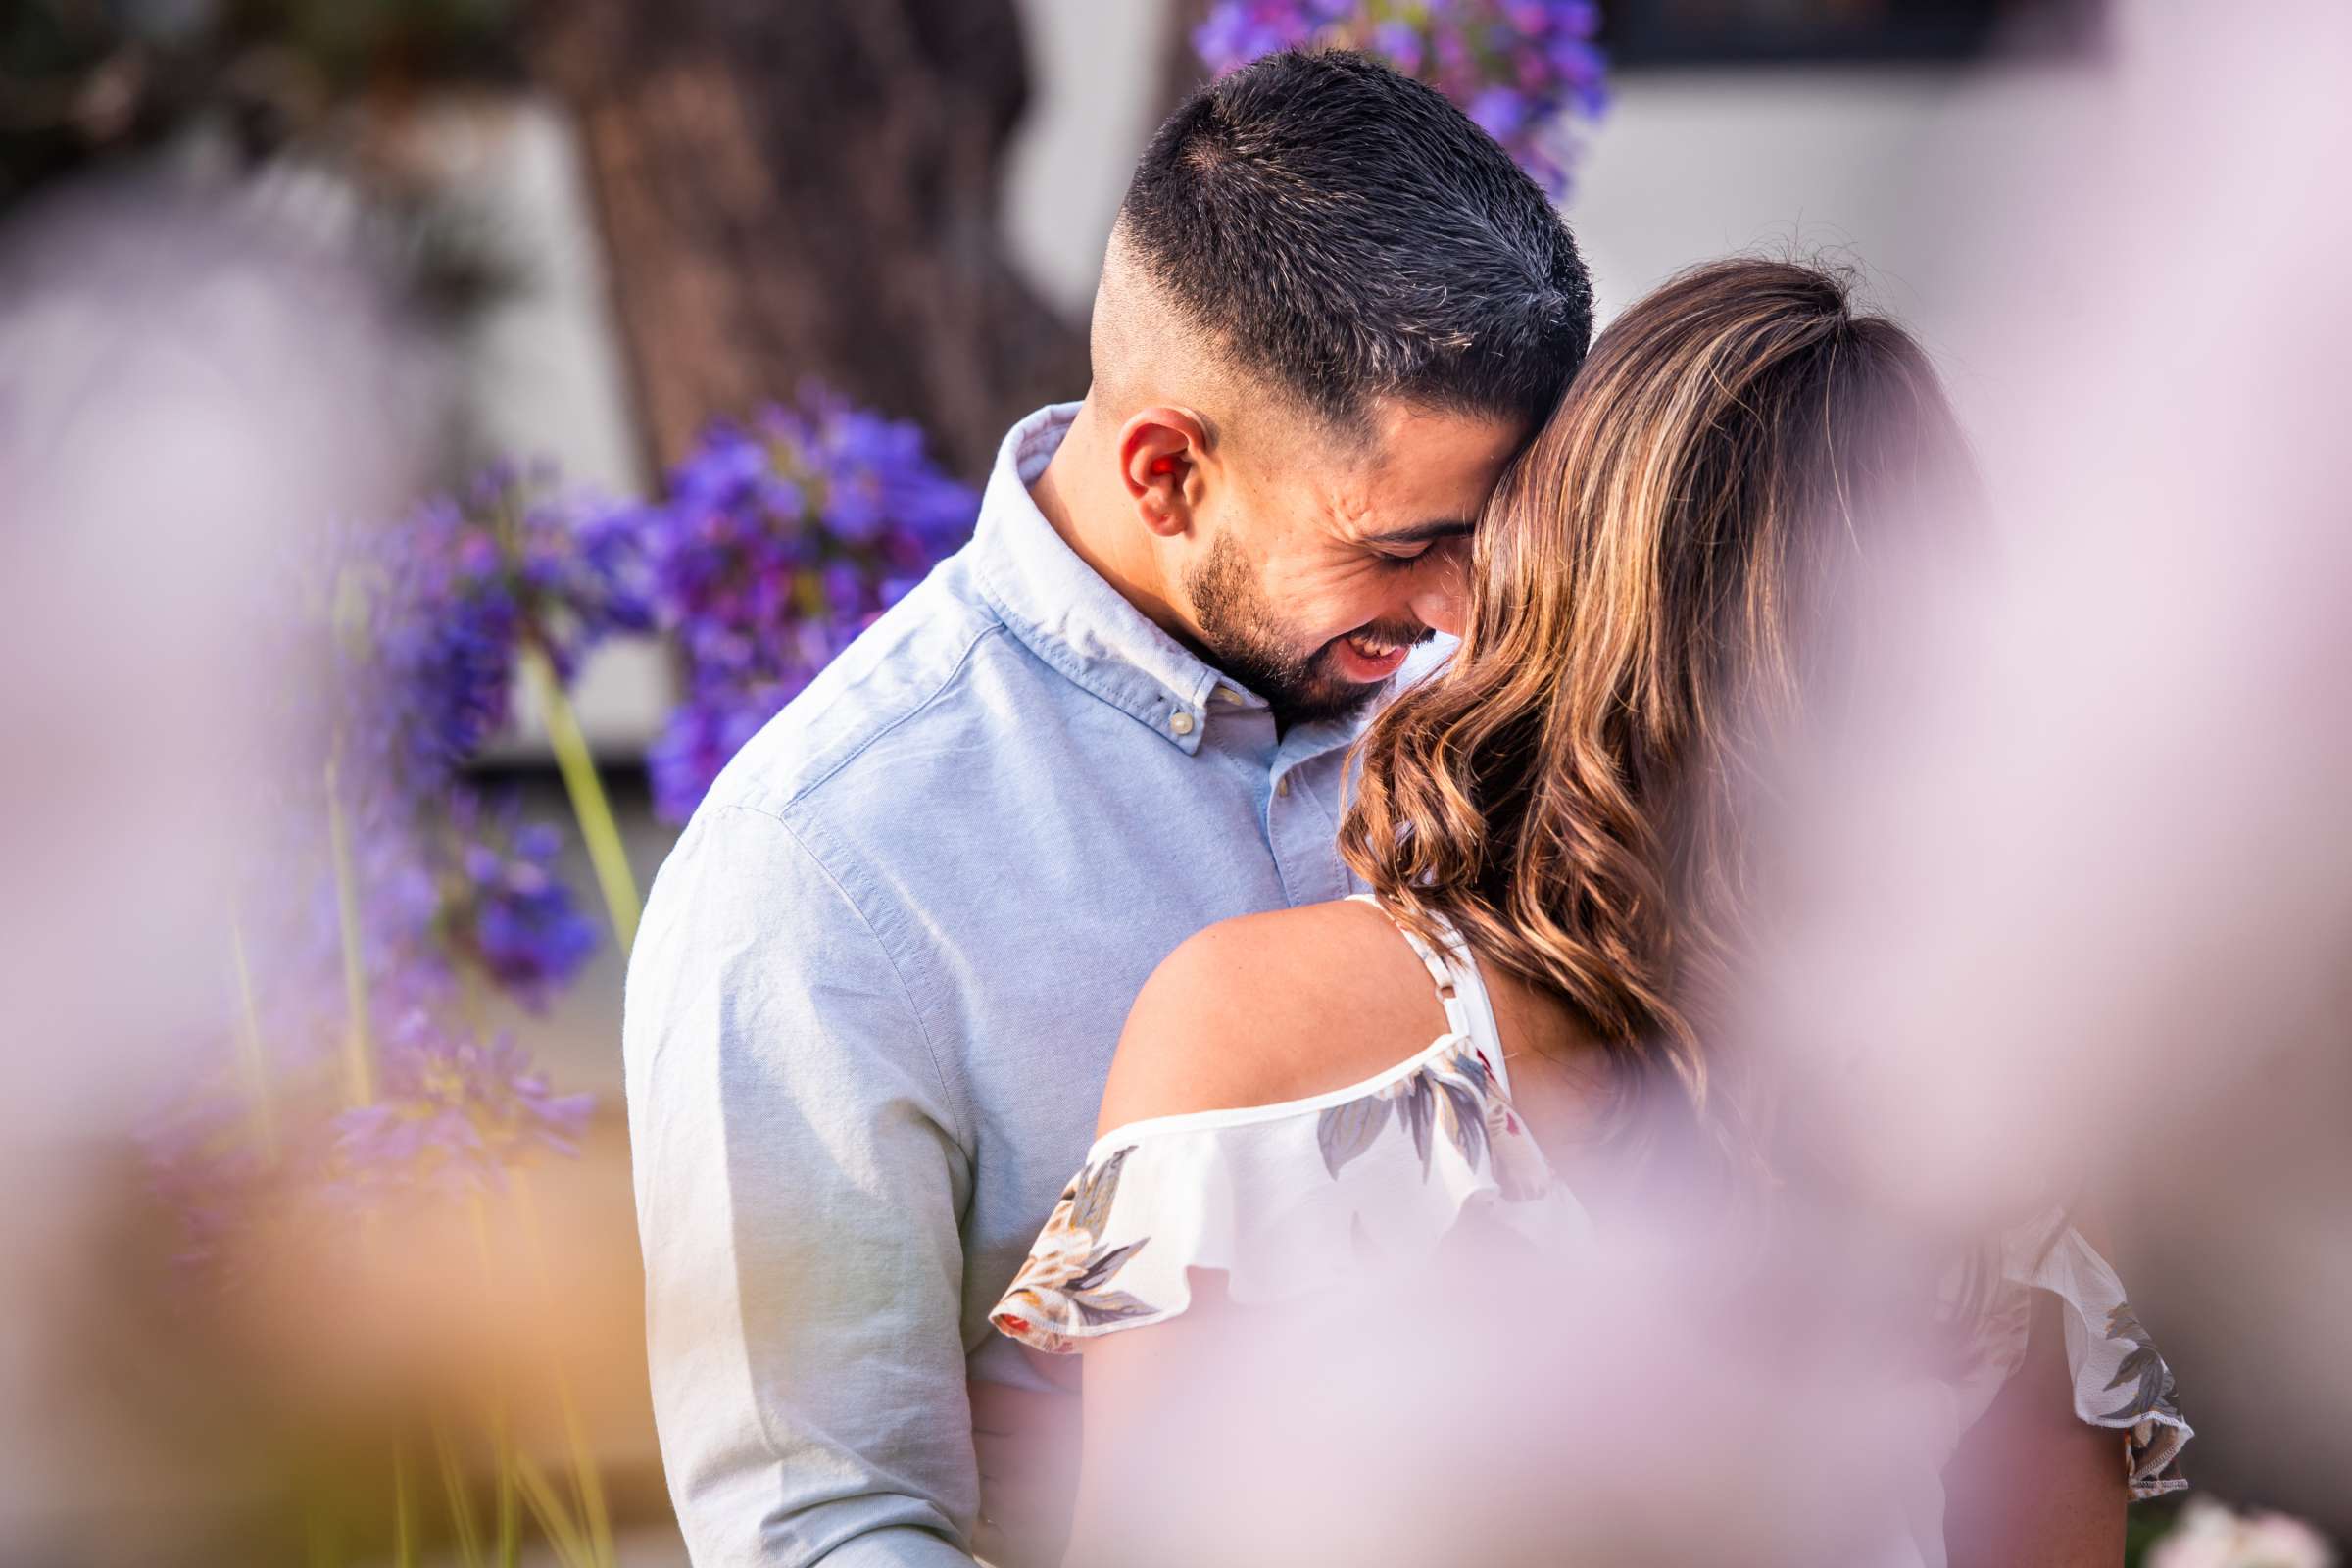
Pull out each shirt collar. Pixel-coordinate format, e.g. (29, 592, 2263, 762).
(971, 403, 1235, 756)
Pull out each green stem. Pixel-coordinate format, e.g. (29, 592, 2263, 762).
(323, 748, 376, 1107)
(519, 644, 639, 956)
(228, 914, 279, 1163)
(489, 1401, 521, 1568)
(393, 1441, 418, 1568)
(435, 1415, 486, 1568)
(306, 1488, 340, 1568)
(471, 1195, 527, 1568)
(514, 1450, 596, 1568)
(515, 1171, 615, 1568)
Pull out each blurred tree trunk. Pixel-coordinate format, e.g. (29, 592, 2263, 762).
(524, 0, 1088, 481)
(1160, 0, 1219, 114)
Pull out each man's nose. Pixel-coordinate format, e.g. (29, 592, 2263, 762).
(1411, 564, 1469, 640)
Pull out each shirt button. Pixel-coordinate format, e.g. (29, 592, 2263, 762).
(1275, 774, 1292, 798)
(1169, 710, 1196, 736)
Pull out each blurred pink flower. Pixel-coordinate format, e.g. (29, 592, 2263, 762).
(2151, 1497, 2336, 1568)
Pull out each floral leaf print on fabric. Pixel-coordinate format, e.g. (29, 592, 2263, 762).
(1064, 1142, 1126, 1239)
(1315, 1040, 1525, 1190)
(989, 1146, 1158, 1353)
(1061, 1240, 1153, 1328)
(2099, 1299, 2191, 1497)
(1317, 1095, 1393, 1178)
(2101, 1300, 2183, 1424)
(1398, 1071, 1437, 1173)
(1431, 1066, 1489, 1174)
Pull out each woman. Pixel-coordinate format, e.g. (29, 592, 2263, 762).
(990, 260, 2189, 1565)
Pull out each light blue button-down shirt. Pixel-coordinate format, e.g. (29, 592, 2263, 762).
(623, 404, 1369, 1566)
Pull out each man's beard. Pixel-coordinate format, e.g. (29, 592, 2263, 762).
(1185, 531, 1430, 727)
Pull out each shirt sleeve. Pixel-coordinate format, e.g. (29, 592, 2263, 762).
(624, 802, 978, 1567)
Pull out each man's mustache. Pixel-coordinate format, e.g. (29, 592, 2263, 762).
(1332, 619, 1437, 655)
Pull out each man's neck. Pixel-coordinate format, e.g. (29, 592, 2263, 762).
(1028, 398, 1195, 648)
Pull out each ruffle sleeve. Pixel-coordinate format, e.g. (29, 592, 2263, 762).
(1955, 1217, 2193, 1501)
(2012, 1223, 2193, 1499)
(989, 1036, 1578, 1354)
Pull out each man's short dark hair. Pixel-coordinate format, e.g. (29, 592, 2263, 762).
(1120, 49, 1594, 433)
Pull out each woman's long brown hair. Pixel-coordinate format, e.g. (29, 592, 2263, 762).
(1341, 258, 1973, 1181)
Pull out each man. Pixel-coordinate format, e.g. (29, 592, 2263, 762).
(624, 49, 1592, 1566)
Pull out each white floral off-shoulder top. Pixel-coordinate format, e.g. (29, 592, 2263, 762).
(991, 895, 2190, 1507)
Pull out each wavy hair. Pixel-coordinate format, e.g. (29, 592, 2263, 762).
(1340, 258, 1974, 1180)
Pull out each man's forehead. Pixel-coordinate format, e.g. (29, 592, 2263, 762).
(1307, 401, 1528, 527)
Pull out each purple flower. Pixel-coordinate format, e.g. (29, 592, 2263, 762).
(139, 1073, 276, 1272)
(1468, 84, 1530, 139)
(1194, 10, 1310, 70)
(437, 790, 600, 1009)
(329, 1011, 594, 1199)
(142, 967, 598, 1266)
(330, 466, 651, 808)
(630, 386, 976, 823)
(645, 686, 794, 825)
(295, 784, 598, 1014)
(356, 493, 522, 795)
(1191, 0, 1609, 200)
(290, 464, 643, 1014)
(145, 467, 621, 1282)
(1370, 21, 1424, 74)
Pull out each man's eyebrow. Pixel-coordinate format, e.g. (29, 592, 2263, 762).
(1361, 518, 1477, 547)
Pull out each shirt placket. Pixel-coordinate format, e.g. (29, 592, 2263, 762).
(1174, 680, 1358, 908)
(1266, 725, 1354, 907)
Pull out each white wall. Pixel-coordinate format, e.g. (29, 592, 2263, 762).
(1004, 0, 1171, 318)
(1567, 64, 2111, 435)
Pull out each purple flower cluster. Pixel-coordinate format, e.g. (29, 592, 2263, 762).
(1193, 0, 1609, 199)
(159, 387, 973, 1258)
(270, 796, 583, 1042)
(432, 791, 602, 1010)
(142, 1003, 595, 1267)
(330, 1010, 594, 1200)
(1192, 0, 1355, 63)
(637, 388, 975, 823)
(312, 466, 654, 1006)
(139, 1074, 275, 1271)
(340, 466, 653, 806)
(145, 466, 640, 1271)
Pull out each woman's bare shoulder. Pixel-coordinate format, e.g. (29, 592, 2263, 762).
(1094, 899, 1455, 1138)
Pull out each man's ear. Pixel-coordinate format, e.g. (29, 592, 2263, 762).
(1116, 407, 1211, 539)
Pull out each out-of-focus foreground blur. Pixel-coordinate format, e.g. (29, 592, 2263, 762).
(1, 1, 2344, 1563)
